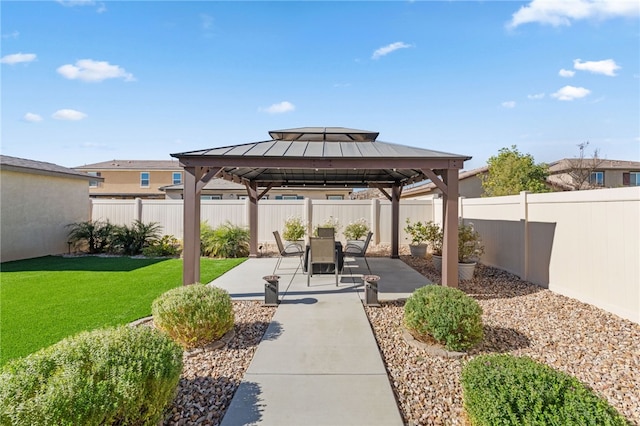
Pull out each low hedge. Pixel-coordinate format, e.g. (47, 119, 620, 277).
(461, 354, 628, 425)
(152, 284, 235, 349)
(0, 326, 183, 425)
(404, 285, 483, 351)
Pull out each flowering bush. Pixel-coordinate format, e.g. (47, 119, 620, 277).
(429, 221, 484, 263)
(282, 216, 306, 241)
(344, 218, 370, 240)
(313, 216, 341, 236)
(404, 219, 441, 247)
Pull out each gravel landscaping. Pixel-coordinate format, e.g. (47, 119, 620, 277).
(372, 255, 640, 425)
(163, 256, 639, 425)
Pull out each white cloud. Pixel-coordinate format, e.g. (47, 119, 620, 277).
(528, 93, 545, 99)
(2, 31, 19, 39)
(200, 13, 213, 30)
(507, 0, 640, 28)
(559, 68, 575, 77)
(52, 109, 88, 120)
(502, 101, 516, 108)
(372, 42, 412, 60)
(573, 58, 620, 76)
(1, 53, 36, 65)
(57, 59, 135, 82)
(23, 112, 43, 122)
(260, 101, 295, 114)
(551, 85, 591, 101)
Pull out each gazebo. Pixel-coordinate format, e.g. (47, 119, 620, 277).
(171, 127, 471, 287)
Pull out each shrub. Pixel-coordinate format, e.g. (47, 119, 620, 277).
(152, 284, 235, 349)
(282, 216, 306, 241)
(461, 354, 627, 425)
(112, 220, 162, 256)
(404, 219, 441, 247)
(66, 220, 117, 254)
(344, 218, 370, 240)
(200, 221, 250, 258)
(142, 235, 182, 257)
(458, 222, 484, 263)
(404, 285, 483, 351)
(0, 326, 183, 426)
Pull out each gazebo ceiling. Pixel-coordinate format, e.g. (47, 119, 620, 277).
(171, 127, 471, 189)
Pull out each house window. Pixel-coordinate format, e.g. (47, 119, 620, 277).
(140, 172, 150, 188)
(276, 195, 303, 200)
(201, 195, 222, 200)
(172, 172, 182, 185)
(88, 172, 100, 188)
(589, 171, 604, 186)
(327, 195, 344, 200)
(623, 172, 640, 186)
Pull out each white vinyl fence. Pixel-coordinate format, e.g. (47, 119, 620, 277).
(91, 188, 640, 324)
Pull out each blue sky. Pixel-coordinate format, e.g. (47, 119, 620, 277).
(2, 0, 639, 170)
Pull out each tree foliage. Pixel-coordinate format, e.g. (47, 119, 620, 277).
(481, 145, 550, 197)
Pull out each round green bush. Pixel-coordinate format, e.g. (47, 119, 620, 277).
(0, 326, 183, 426)
(404, 285, 483, 351)
(461, 354, 627, 425)
(152, 284, 235, 349)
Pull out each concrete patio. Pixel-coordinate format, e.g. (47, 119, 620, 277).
(209, 255, 431, 425)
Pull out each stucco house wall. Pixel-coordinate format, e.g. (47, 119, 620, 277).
(1, 157, 96, 262)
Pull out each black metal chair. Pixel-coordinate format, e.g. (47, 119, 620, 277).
(343, 231, 373, 274)
(273, 230, 304, 274)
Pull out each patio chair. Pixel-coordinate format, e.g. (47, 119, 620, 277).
(307, 237, 339, 287)
(343, 231, 373, 274)
(317, 227, 335, 238)
(273, 230, 304, 274)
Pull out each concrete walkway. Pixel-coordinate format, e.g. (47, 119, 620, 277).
(210, 255, 430, 426)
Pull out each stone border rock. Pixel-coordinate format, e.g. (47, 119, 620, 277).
(402, 328, 466, 359)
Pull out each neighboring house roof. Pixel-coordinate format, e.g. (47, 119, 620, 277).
(74, 159, 182, 170)
(1, 155, 101, 181)
(548, 158, 640, 173)
(402, 165, 488, 197)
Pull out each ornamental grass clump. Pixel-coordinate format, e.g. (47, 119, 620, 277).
(0, 326, 183, 426)
(152, 284, 234, 349)
(461, 354, 628, 425)
(404, 285, 483, 352)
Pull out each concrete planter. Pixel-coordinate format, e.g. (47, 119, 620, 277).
(409, 244, 428, 258)
(432, 255, 477, 281)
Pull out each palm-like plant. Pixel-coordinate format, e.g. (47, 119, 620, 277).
(201, 221, 249, 258)
(67, 220, 116, 254)
(112, 220, 162, 256)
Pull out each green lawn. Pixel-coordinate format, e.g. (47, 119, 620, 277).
(0, 255, 245, 365)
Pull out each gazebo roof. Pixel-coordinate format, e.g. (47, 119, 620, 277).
(171, 127, 471, 189)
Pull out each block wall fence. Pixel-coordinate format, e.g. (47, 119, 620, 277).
(90, 187, 639, 324)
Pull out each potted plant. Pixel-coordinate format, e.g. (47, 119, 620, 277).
(431, 222, 484, 281)
(313, 216, 341, 237)
(344, 218, 370, 250)
(404, 219, 441, 258)
(282, 216, 306, 243)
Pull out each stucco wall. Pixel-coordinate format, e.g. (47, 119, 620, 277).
(0, 170, 91, 262)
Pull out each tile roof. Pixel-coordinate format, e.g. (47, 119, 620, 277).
(74, 159, 182, 170)
(1, 155, 98, 180)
